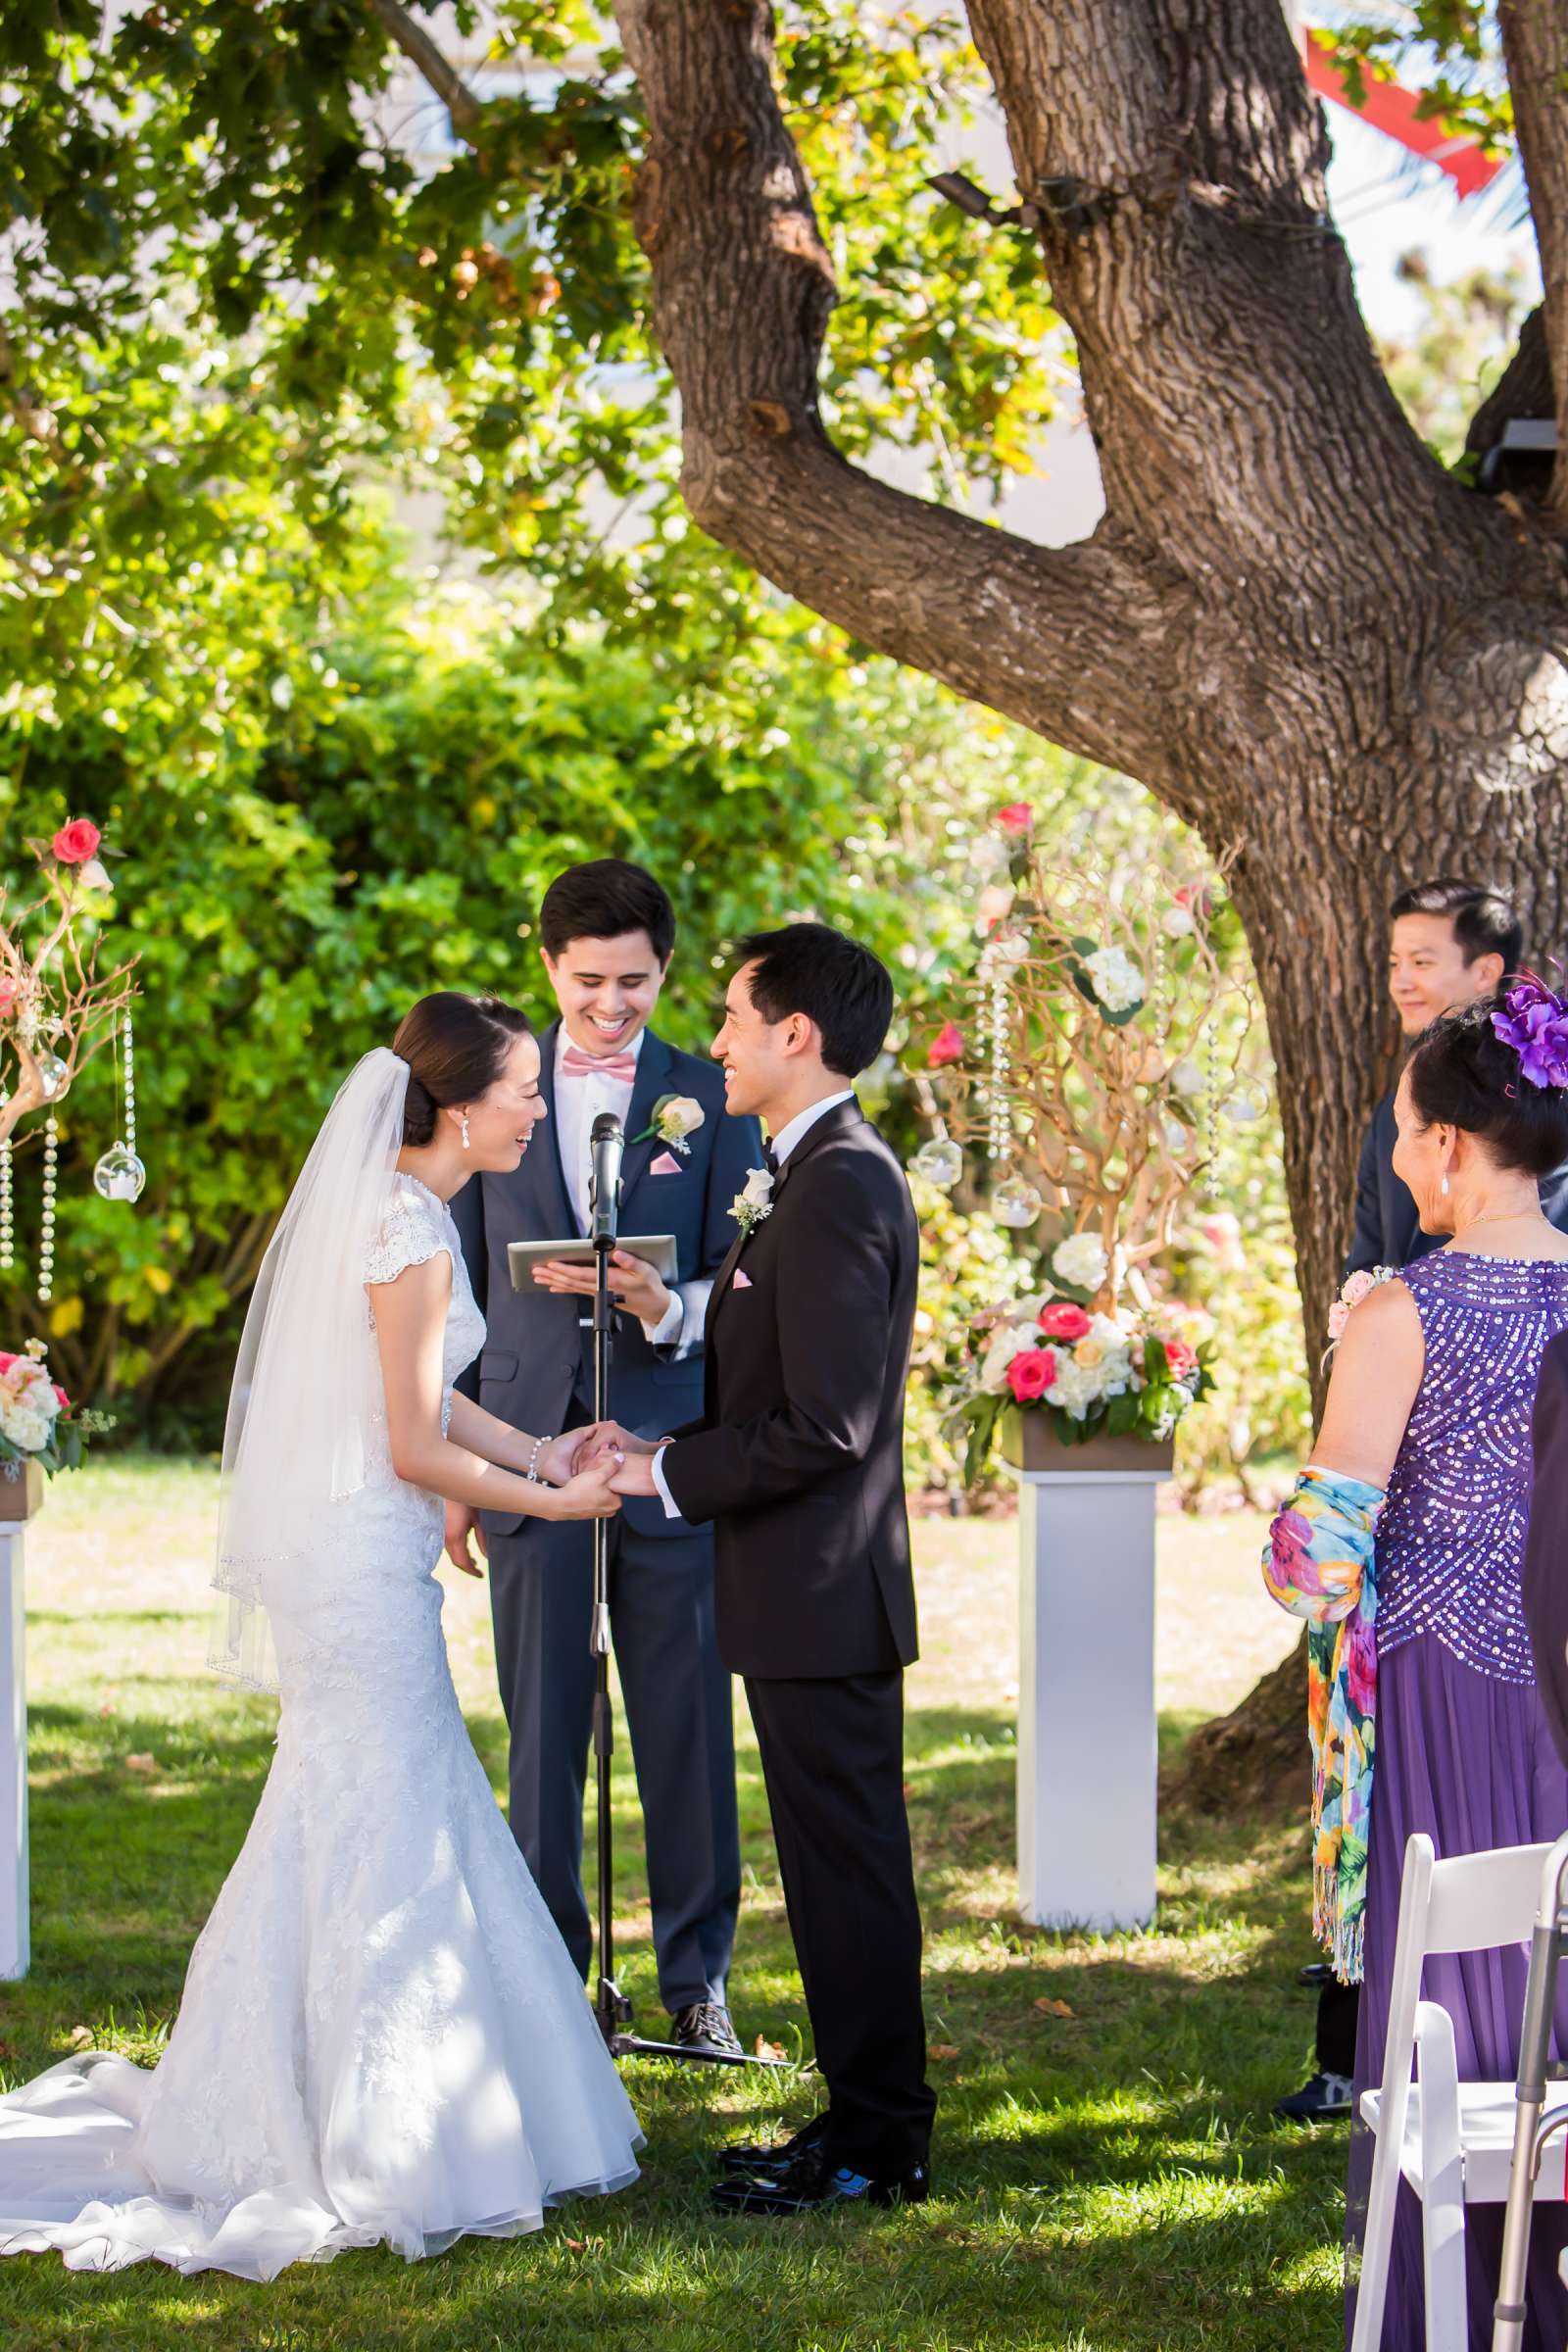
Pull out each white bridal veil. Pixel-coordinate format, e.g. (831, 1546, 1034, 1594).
(210, 1048, 412, 1688)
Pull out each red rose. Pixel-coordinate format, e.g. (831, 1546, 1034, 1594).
(1005, 1348, 1057, 1401)
(927, 1020, 964, 1068)
(998, 803, 1034, 835)
(1164, 1339, 1199, 1380)
(1039, 1302, 1092, 1342)
(52, 818, 102, 865)
(0, 1354, 15, 1375)
(53, 1385, 71, 1410)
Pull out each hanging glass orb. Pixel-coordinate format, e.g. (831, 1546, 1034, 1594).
(1162, 1116, 1190, 1153)
(93, 1144, 147, 1202)
(1168, 1056, 1205, 1098)
(910, 1137, 963, 1189)
(33, 1052, 69, 1101)
(993, 1173, 1044, 1229)
(1223, 1079, 1270, 1125)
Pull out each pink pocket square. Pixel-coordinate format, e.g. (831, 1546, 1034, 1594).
(650, 1151, 683, 1176)
(732, 1270, 754, 1290)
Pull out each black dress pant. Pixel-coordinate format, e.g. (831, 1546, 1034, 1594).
(744, 1669, 936, 2177)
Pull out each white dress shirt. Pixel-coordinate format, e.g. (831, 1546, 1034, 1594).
(651, 1089, 858, 1517)
(553, 1028, 682, 1347)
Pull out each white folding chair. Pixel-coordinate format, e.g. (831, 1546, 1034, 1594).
(1353, 1833, 1568, 2352)
(1492, 1831, 1568, 2351)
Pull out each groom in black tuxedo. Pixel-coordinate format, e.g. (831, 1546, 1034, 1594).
(607, 922, 936, 2212)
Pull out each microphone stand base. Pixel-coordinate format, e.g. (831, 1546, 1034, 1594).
(593, 1978, 786, 2069)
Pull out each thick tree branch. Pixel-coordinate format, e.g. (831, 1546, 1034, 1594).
(368, 0, 485, 141)
(611, 0, 1182, 788)
(1496, 3, 1568, 516)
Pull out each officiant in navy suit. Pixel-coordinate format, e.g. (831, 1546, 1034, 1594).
(448, 859, 762, 2057)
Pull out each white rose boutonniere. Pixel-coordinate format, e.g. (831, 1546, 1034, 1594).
(728, 1165, 775, 1237)
(634, 1093, 707, 1155)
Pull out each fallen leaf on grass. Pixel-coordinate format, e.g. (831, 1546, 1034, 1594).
(754, 2035, 787, 2063)
(124, 1754, 158, 1772)
(928, 2043, 960, 2062)
(1033, 1996, 1075, 2019)
(67, 2025, 93, 2049)
(565, 2239, 586, 2253)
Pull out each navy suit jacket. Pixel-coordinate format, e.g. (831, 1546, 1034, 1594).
(1347, 1088, 1568, 1274)
(451, 1021, 763, 1540)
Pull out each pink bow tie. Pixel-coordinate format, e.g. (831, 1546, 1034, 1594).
(560, 1045, 638, 1084)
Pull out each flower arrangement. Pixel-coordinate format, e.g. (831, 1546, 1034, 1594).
(0, 816, 136, 1145)
(0, 1340, 113, 1479)
(955, 1253, 1215, 1480)
(1326, 1264, 1396, 1345)
(918, 815, 1257, 1471)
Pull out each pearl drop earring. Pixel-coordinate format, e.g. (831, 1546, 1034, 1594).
(1441, 1173, 1450, 1198)
(461, 1111, 471, 1151)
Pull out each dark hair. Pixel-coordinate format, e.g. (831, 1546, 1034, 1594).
(392, 993, 534, 1147)
(539, 859, 676, 964)
(736, 921, 895, 1079)
(1390, 875, 1524, 974)
(1405, 995, 1568, 1178)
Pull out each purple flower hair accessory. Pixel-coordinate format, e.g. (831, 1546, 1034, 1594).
(1493, 975, 1568, 1091)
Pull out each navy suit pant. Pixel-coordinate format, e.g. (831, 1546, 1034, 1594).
(486, 1445, 740, 2016)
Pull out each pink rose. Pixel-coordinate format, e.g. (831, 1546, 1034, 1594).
(52, 818, 102, 865)
(927, 1020, 964, 1068)
(977, 883, 1015, 933)
(1342, 1269, 1376, 1308)
(1005, 1348, 1057, 1402)
(1164, 1339, 1199, 1380)
(998, 804, 1033, 835)
(0, 1354, 15, 1376)
(53, 1385, 71, 1410)
(1039, 1302, 1092, 1342)
(1326, 1300, 1349, 1343)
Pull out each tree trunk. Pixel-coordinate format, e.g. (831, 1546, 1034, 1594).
(612, 0, 1568, 1373)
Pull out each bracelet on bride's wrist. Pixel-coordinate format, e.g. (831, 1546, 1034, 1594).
(525, 1435, 552, 1484)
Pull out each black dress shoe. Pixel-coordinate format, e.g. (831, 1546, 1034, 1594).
(711, 2146, 930, 2216)
(671, 2001, 744, 2059)
(717, 2110, 830, 2177)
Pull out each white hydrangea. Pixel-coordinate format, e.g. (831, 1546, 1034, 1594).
(1044, 1356, 1102, 1420)
(1083, 943, 1144, 1015)
(0, 1402, 51, 1452)
(1052, 1232, 1109, 1291)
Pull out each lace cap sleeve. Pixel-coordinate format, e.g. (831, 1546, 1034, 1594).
(365, 1186, 452, 1288)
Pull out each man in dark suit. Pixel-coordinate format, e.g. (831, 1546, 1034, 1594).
(606, 921, 936, 2213)
(449, 859, 762, 2057)
(1279, 874, 1568, 2125)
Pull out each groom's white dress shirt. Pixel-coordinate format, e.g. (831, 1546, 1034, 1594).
(650, 1089, 858, 1519)
(553, 1027, 683, 1348)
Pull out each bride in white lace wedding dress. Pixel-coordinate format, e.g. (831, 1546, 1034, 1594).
(0, 998, 641, 2279)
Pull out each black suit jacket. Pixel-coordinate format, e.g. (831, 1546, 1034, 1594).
(1348, 1086, 1568, 1275)
(1525, 1330, 1568, 1772)
(661, 1100, 920, 1682)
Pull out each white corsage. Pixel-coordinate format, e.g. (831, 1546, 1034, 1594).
(635, 1093, 706, 1156)
(728, 1166, 775, 1237)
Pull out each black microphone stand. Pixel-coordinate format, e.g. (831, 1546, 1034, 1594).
(585, 1117, 777, 2071)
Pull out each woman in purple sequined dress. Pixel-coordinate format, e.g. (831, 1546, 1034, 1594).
(1300, 996, 1568, 2351)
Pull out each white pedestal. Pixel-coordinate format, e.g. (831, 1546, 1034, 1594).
(0, 1527, 26, 1979)
(1014, 1461, 1169, 1934)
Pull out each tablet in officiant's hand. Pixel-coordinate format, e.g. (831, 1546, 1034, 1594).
(507, 1235, 679, 1290)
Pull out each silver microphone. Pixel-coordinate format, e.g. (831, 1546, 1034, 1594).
(589, 1111, 624, 1246)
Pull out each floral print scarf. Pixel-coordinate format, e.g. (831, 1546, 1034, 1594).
(1261, 1464, 1387, 1984)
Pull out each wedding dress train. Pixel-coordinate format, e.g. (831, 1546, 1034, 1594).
(0, 1168, 642, 2278)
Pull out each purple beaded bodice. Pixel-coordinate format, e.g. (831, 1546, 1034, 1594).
(1375, 1251, 1568, 1682)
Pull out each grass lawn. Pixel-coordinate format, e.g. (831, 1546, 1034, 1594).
(0, 1460, 1345, 2352)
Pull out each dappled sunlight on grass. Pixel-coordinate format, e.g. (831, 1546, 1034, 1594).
(0, 1458, 1339, 2350)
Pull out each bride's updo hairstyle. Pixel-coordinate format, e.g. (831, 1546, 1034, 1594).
(391, 993, 534, 1148)
(1406, 994, 1568, 1176)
